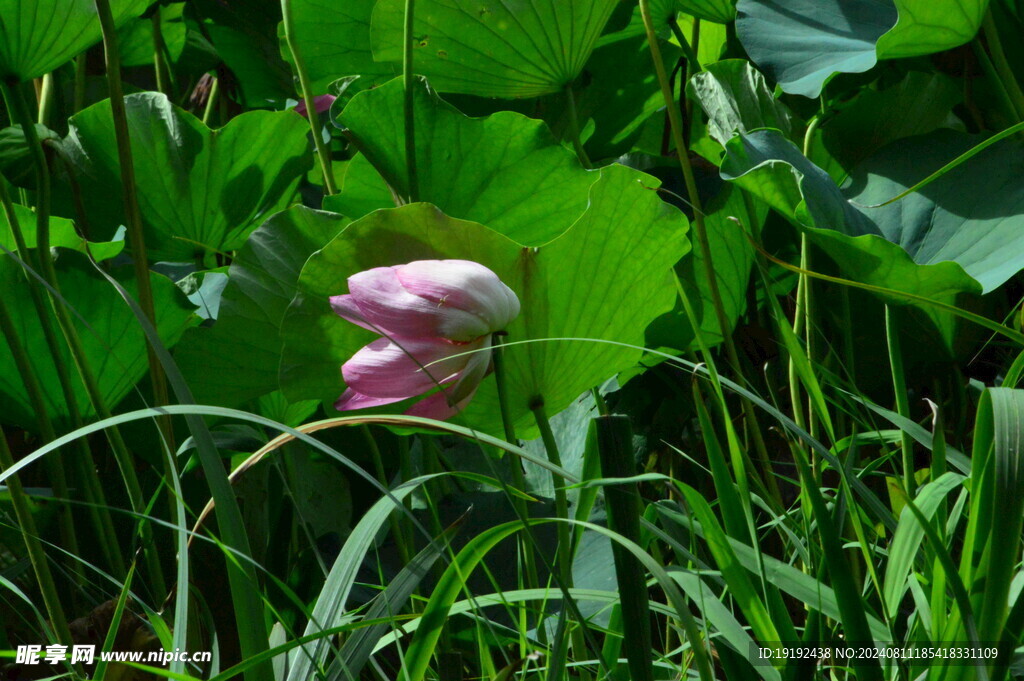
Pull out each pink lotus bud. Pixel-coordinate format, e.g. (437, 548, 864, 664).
(294, 94, 337, 118)
(330, 259, 519, 420)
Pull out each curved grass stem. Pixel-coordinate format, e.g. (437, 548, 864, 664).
(2, 77, 160, 592)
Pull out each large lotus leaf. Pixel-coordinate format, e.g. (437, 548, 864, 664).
(175, 207, 349, 407)
(335, 77, 597, 245)
(0, 0, 149, 82)
(369, 0, 619, 98)
(283, 0, 397, 92)
(822, 71, 962, 171)
(719, 129, 1000, 343)
(60, 93, 311, 261)
(0, 251, 195, 431)
(846, 130, 1024, 295)
(876, 0, 988, 58)
(2, 203, 123, 262)
(687, 59, 795, 146)
(281, 164, 689, 436)
(735, 0, 898, 98)
(678, 0, 736, 24)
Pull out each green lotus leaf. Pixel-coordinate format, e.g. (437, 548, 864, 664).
(59, 92, 312, 261)
(735, 0, 898, 98)
(677, 0, 736, 24)
(369, 0, 619, 98)
(282, 0, 396, 92)
(719, 128, 1024, 343)
(0, 252, 195, 430)
(117, 3, 186, 67)
(0, 0, 149, 82)
(687, 59, 795, 146)
(876, 0, 989, 58)
(2, 202, 123, 262)
(175, 207, 349, 408)
(281, 163, 689, 437)
(334, 77, 597, 245)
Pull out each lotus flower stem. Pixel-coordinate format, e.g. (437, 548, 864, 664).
(0, 167, 124, 580)
(3, 78, 156, 566)
(529, 398, 572, 586)
(281, 0, 338, 195)
(403, 0, 420, 201)
(491, 332, 541, 595)
(640, 0, 780, 505)
(93, 0, 170, 412)
(564, 85, 591, 169)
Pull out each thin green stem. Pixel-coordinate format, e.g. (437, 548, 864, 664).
(93, 0, 174, 451)
(0, 425, 76, 653)
(885, 305, 916, 497)
(564, 85, 591, 169)
(151, 10, 171, 97)
(202, 75, 219, 126)
(982, 10, 1024, 121)
(281, 0, 338, 195)
(531, 397, 589, 680)
(491, 332, 541, 626)
(402, 0, 420, 201)
(530, 399, 571, 587)
(37, 73, 54, 126)
(73, 54, 87, 113)
(0, 293, 82, 586)
(972, 39, 1019, 124)
(3, 77, 158, 590)
(639, 1, 776, 500)
(364, 425, 412, 566)
(0, 169, 125, 579)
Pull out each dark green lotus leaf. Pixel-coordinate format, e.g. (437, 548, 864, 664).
(719, 128, 1024, 344)
(283, 0, 397, 92)
(678, 0, 737, 23)
(336, 77, 597, 245)
(175, 207, 349, 407)
(876, 0, 988, 58)
(822, 71, 962, 171)
(551, 35, 679, 161)
(687, 59, 795, 146)
(118, 3, 187, 67)
(325, 156, 394, 221)
(194, 0, 293, 106)
(0, 0, 149, 81)
(0, 124, 59, 189)
(847, 130, 1024, 295)
(647, 184, 764, 351)
(2, 202, 123, 262)
(735, 0, 898, 98)
(60, 93, 312, 261)
(369, 0, 619, 98)
(0, 252, 195, 430)
(281, 164, 689, 437)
